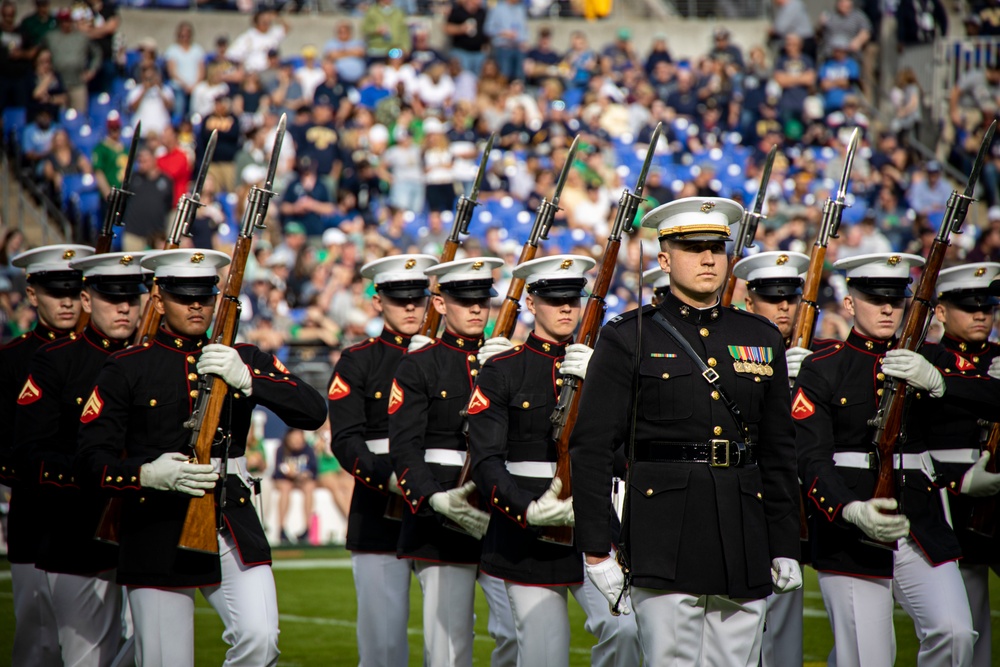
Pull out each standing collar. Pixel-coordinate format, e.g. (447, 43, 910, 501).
(525, 332, 568, 357)
(380, 327, 411, 349)
(941, 333, 988, 354)
(84, 324, 129, 353)
(155, 327, 208, 353)
(440, 330, 483, 350)
(33, 322, 70, 343)
(660, 291, 722, 325)
(846, 329, 896, 355)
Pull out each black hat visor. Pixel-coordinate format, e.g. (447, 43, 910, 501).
(527, 277, 588, 299)
(847, 277, 913, 299)
(84, 275, 148, 297)
(156, 276, 221, 297)
(27, 270, 83, 292)
(438, 279, 497, 299)
(747, 277, 804, 298)
(377, 279, 430, 299)
(938, 288, 1000, 309)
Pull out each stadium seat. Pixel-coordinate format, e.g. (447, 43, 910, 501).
(70, 125, 102, 158)
(61, 108, 89, 134)
(154, 0, 191, 8)
(2, 107, 26, 143)
(71, 188, 105, 235)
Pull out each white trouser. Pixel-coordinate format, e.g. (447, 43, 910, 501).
(504, 575, 640, 667)
(760, 586, 804, 667)
(11, 562, 61, 667)
(959, 564, 996, 667)
(128, 530, 280, 667)
(818, 536, 976, 667)
(631, 587, 766, 667)
(45, 569, 122, 667)
(350, 553, 412, 667)
(412, 563, 517, 667)
(476, 572, 517, 667)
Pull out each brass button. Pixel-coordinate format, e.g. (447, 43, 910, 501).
(711, 391, 720, 400)
(365, 477, 371, 482)
(139, 497, 145, 503)
(188, 373, 198, 381)
(707, 357, 717, 367)
(756, 492, 762, 499)
(190, 390, 199, 398)
(877, 373, 885, 381)
(378, 484, 384, 490)
(174, 338, 183, 348)
(149, 399, 157, 407)
(394, 336, 402, 344)
(400, 479, 406, 485)
(355, 469, 362, 474)
(494, 497, 499, 504)
(187, 355, 196, 363)
(467, 354, 476, 362)
(973, 356, 980, 363)
(57, 474, 63, 480)
(233, 392, 240, 399)
(130, 476, 136, 482)
(105, 476, 112, 482)
(505, 506, 510, 512)
(269, 372, 275, 377)
(754, 376, 761, 383)
(828, 507, 834, 513)
(713, 426, 723, 436)
(43, 472, 49, 478)
(840, 398, 847, 405)
(700, 328, 709, 337)
(441, 390, 448, 398)
(405, 489, 411, 496)
(375, 391, 383, 399)
(470, 369, 478, 377)
(76, 397, 83, 404)
(556, 378, 564, 386)
(877, 388, 884, 396)
(522, 401, 530, 408)
(516, 515, 522, 522)
(646, 488, 653, 496)
(555, 362, 561, 369)
(661, 373, 670, 379)
(820, 496, 825, 502)
(239, 497, 246, 504)
(254, 368, 261, 374)
(115, 476, 123, 483)
(412, 500, 418, 506)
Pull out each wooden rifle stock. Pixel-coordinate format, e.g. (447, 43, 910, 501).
(177, 118, 286, 553)
(969, 423, 1000, 537)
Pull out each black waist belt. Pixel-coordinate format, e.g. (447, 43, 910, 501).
(634, 440, 757, 467)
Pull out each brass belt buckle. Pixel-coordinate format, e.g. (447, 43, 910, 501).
(709, 439, 730, 468)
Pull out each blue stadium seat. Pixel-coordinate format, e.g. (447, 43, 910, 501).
(89, 93, 117, 126)
(71, 188, 104, 235)
(155, 0, 191, 8)
(60, 108, 89, 134)
(70, 125, 102, 158)
(2, 107, 26, 142)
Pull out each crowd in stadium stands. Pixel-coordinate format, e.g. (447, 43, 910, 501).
(2, 0, 1000, 540)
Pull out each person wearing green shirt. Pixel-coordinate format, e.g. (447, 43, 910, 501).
(91, 114, 125, 197)
(18, 0, 56, 52)
(361, 0, 410, 61)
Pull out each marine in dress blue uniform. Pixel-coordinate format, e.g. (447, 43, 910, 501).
(14, 252, 146, 667)
(793, 253, 993, 667)
(327, 253, 436, 667)
(571, 198, 802, 666)
(468, 254, 640, 667)
(388, 257, 516, 667)
(76, 249, 327, 667)
(1, 244, 93, 667)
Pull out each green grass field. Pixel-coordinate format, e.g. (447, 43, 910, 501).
(1, 547, 998, 665)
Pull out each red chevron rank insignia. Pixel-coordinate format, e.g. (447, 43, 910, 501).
(80, 388, 104, 423)
(328, 373, 351, 400)
(273, 356, 288, 373)
(953, 353, 976, 372)
(17, 376, 42, 405)
(388, 380, 404, 414)
(791, 388, 815, 420)
(468, 386, 490, 414)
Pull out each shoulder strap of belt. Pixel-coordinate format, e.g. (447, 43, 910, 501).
(650, 310, 750, 444)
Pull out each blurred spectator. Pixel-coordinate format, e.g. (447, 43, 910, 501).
(446, 0, 488, 75)
(872, 184, 911, 250)
(382, 125, 424, 212)
(164, 21, 205, 123)
(79, 0, 120, 96)
(817, 0, 871, 60)
(127, 63, 175, 135)
(233, 71, 270, 129)
(296, 45, 325, 103)
(838, 213, 892, 258)
(42, 128, 91, 198)
(423, 118, 456, 213)
(949, 61, 1000, 136)
(273, 428, 318, 545)
(709, 27, 744, 70)
(888, 67, 922, 138)
(269, 59, 307, 115)
(292, 103, 344, 187)
(91, 113, 124, 197)
(967, 210, 1000, 262)
(383, 47, 417, 97)
(484, 0, 528, 82)
(190, 62, 230, 119)
(773, 34, 816, 125)
(202, 94, 241, 193)
(972, 0, 1000, 36)
(187, 173, 227, 249)
(562, 30, 595, 90)
(153, 125, 192, 205)
(818, 36, 859, 113)
(769, 0, 816, 57)
(314, 422, 352, 522)
(414, 61, 454, 113)
(323, 21, 365, 86)
(313, 62, 356, 124)
(227, 9, 289, 74)
(280, 158, 335, 237)
(361, 0, 410, 62)
(665, 67, 699, 118)
(22, 107, 56, 164)
(43, 8, 100, 114)
(410, 27, 446, 74)
(643, 33, 673, 79)
(379, 206, 418, 250)
(18, 0, 55, 52)
(26, 48, 66, 121)
(0, 1, 32, 109)
(129, 36, 159, 81)
(907, 160, 951, 216)
(896, 0, 947, 47)
(524, 26, 561, 88)
(122, 148, 173, 251)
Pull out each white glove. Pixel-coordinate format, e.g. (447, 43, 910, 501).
(960, 452, 1000, 497)
(478, 337, 514, 365)
(408, 334, 434, 353)
(197, 344, 253, 395)
(585, 556, 631, 616)
(139, 452, 219, 497)
(526, 477, 574, 526)
(881, 349, 944, 398)
(842, 497, 911, 542)
(559, 343, 593, 380)
(771, 557, 803, 594)
(989, 357, 1000, 380)
(388, 472, 403, 495)
(785, 346, 813, 380)
(429, 481, 490, 538)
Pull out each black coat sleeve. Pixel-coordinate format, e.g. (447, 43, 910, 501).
(388, 352, 445, 511)
(239, 345, 327, 430)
